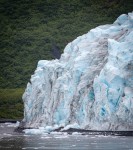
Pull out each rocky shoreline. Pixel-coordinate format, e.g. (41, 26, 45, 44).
(61, 128, 133, 136)
(2, 120, 132, 136)
(14, 125, 133, 136)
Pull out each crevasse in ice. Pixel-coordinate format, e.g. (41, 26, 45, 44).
(22, 12, 133, 131)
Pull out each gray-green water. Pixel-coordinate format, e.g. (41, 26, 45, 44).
(0, 123, 133, 150)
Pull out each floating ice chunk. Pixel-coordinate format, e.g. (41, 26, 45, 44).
(50, 132, 63, 135)
(45, 126, 53, 132)
(24, 129, 43, 135)
(6, 121, 20, 127)
(72, 132, 82, 135)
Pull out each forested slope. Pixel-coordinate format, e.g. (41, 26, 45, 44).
(0, 0, 133, 88)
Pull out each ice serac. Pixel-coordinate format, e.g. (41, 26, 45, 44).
(22, 12, 133, 131)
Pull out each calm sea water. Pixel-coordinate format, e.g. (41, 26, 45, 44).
(0, 123, 133, 150)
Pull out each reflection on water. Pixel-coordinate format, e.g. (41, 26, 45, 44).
(0, 123, 133, 150)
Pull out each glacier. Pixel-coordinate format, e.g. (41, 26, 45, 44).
(22, 12, 133, 131)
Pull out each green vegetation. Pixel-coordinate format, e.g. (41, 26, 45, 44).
(0, 88, 24, 119)
(0, 0, 133, 118)
(0, 0, 133, 88)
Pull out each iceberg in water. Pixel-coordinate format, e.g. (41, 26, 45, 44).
(22, 12, 133, 131)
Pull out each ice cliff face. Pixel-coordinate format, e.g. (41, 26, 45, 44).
(22, 12, 133, 131)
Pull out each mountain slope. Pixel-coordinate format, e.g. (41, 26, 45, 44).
(0, 0, 133, 88)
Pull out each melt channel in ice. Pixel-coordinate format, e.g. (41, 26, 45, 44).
(22, 12, 133, 132)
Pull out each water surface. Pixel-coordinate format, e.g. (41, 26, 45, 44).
(0, 123, 133, 150)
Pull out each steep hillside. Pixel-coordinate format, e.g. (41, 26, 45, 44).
(0, 0, 133, 88)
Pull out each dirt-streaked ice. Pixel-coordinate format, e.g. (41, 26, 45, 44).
(22, 12, 133, 131)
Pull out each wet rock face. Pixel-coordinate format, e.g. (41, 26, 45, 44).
(22, 12, 133, 131)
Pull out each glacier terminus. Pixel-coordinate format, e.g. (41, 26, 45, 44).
(21, 12, 133, 132)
